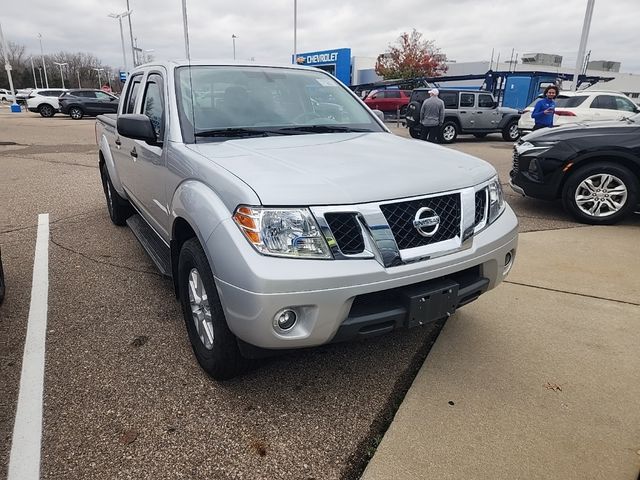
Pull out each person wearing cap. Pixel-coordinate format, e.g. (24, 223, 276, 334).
(419, 88, 445, 143)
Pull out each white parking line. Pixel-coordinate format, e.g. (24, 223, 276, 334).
(8, 214, 49, 480)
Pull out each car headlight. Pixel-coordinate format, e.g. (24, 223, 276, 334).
(233, 206, 332, 259)
(516, 140, 557, 156)
(487, 177, 505, 224)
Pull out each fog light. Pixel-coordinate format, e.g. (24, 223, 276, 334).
(504, 250, 514, 276)
(274, 309, 297, 331)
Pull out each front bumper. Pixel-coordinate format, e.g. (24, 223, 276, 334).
(210, 205, 518, 350)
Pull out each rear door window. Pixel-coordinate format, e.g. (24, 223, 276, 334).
(590, 95, 617, 110)
(460, 93, 475, 108)
(385, 91, 400, 98)
(440, 91, 458, 108)
(555, 96, 588, 108)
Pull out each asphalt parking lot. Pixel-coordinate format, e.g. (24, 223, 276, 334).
(1, 110, 639, 479)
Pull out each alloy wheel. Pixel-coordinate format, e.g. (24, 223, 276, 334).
(442, 125, 456, 141)
(574, 173, 628, 218)
(188, 268, 214, 350)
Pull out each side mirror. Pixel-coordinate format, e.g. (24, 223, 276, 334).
(372, 109, 385, 122)
(117, 114, 157, 143)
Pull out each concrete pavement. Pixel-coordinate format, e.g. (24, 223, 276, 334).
(362, 225, 640, 480)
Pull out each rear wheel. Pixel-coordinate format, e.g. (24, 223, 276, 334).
(39, 104, 55, 118)
(562, 162, 638, 225)
(502, 120, 520, 141)
(409, 126, 421, 139)
(439, 121, 458, 144)
(69, 106, 84, 120)
(178, 238, 249, 380)
(100, 164, 132, 226)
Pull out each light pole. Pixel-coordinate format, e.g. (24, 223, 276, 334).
(0, 22, 18, 107)
(53, 62, 68, 89)
(232, 34, 238, 60)
(93, 68, 105, 88)
(30, 56, 38, 88)
(125, 0, 136, 66)
(37, 33, 49, 88)
(181, 0, 190, 59)
(108, 10, 132, 72)
(572, 0, 596, 91)
(293, 0, 297, 64)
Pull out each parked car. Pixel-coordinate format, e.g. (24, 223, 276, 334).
(405, 88, 521, 143)
(59, 89, 119, 119)
(364, 89, 412, 116)
(0, 89, 15, 102)
(95, 60, 518, 380)
(510, 115, 640, 224)
(518, 90, 639, 133)
(0, 248, 5, 304)
(26, 88, 68, 117)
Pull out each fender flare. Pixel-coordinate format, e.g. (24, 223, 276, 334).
(498, 114, 520, 129)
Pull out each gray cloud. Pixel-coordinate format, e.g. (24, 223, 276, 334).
(2, 0, 638, 73)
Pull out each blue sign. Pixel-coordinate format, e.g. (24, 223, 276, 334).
(119, 71, 128, 83)
(293, 48, 352, 85)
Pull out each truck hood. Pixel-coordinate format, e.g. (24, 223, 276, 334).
(187, 132, 496, 205)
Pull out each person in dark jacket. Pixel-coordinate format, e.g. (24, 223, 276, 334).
(531, 85, 559, 130)
(419, 88, 445, 142)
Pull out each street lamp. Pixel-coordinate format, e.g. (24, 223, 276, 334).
(108, 10, 132, 72)
(181, 0, 190, 59)
(293, 0, 297, 64)
(232, 34, 238, 60)
(0, 21, 18, 108)
(37, 33, 49, 88)
(30, 56, 38, 88)
(93, 67, 105, 88)
(53, 62, 68, 89)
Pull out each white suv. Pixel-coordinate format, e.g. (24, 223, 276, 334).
(518, 90, 639, 132)
(0, 89, 15, 102)
(26, 88, 68, 117)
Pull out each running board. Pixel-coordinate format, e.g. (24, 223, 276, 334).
(126, 214, 172, 277)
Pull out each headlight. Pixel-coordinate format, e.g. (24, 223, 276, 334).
(516, 140, 557, 156)
(233, 206, 332, 259)
(487, 177, 505, 224)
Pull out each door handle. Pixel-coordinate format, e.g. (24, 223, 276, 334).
(476, 111, 483, 114)
(460, 110, 467, 113)
(130, 147, 138, 159)
(115, 138, 121, 146)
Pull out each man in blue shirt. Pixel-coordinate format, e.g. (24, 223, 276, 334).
(531, 85, 559, 130)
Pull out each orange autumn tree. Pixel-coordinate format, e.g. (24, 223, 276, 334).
(375, 29, 448, 80)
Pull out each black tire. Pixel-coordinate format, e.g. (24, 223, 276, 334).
(409, 126, 421, 139)
(69, 106, 84, 120)
(473, 133, 488, 138)
(100, 164, 132, 226)
(502, 120, 520, 141)
(562, 162, 638, 225)
(39, 104, 55, 118)
(439, 121, 458, 144)
(178, 238, 248, 380)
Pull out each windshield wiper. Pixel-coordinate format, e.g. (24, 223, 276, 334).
(275, 125, 373, 134)
(194, 127, 293, 138)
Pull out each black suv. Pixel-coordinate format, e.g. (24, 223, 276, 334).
(59, 89, 119, 119)
(405, 88, 521, 143)
(510, 115, 640, 224)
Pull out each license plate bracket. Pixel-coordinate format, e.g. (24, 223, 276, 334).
(403, 280, 459, 328)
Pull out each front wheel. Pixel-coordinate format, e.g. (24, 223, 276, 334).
(409, 126, 421, 139)
(502, 120, 520, 141)
(439, 121, 458, 144)
(178, 239, 249, 380)
(69, 106, 84, 120)
(562, 162, 638, 225)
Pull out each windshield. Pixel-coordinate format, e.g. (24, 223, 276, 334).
(175, 66, 384, 142)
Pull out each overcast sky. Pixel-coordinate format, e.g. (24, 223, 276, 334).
(2, 0, 639, 74)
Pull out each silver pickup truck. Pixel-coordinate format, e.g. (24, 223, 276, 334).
(96, 60, 518, 380)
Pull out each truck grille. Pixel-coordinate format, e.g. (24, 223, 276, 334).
(380, 194, 461, 250)
(324, 212, 365, 255)
(512, 147, 520, 173)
